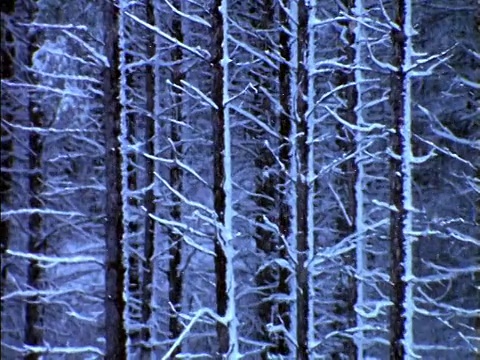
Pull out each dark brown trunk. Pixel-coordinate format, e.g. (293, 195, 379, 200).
(140, 1, 156, 357)
(389, 0, 407, 359)
(167, 0, 185, 356)
(102, 1, 127, 358)
(211, 0, 229, 355)
(296, 1, 311, 359)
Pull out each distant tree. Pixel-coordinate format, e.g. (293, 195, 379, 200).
(102, 0, 127, 357)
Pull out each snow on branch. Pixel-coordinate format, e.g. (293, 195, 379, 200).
(124, 11, 209, 61)
(6, 250, 103, 267)
(62, 30, 108, 67)
(1, 208, 85, 218)
(18, 22, 88, 31)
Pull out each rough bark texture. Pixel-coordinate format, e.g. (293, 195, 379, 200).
(23, 3, 44, 357)
(0, 0, 15, 309)
(277, 0, 293, 355)
(296, 1, 311, 359)
(211, 0, 229, 355)
(102, 1, 127, 358)
(140, 1, 156, 357)
(332, 1, 359, 358)
(126, 50, 141, 347)
(389, 0, 407, 359)
(167, 0, 185, 356)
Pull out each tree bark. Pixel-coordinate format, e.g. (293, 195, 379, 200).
(0, 0, 15, 310)
(102, 1, 127, 358)
(22, 2, 44, 358)
(295, 1, 312, 358)
(277, 0, 293, 355)
(389, 0, 409, 358)
(167, 0, 185, 356)
(140, 1, 156, 357)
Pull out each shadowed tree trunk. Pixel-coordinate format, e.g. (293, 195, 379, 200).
(295, 1, 313, 358)
(331, 1, 360, 358)
(22, 2, 45, 358)
(276, 0, 293, 355)
(102, 0, 127, 358)
(0, 0, 15, 309)
(140, 1, 156, 358)
(167, 0, 185, 356)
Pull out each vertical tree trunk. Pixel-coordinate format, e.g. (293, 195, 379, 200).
(102, 0, 127, 358)
(140, 1, 156, 357)
(389, 0, 414, 358)
(23, 3, 44, 357)
(277, 0, 293, 355)
(211, 0, 238, 356)
(331, 1, 364, 358)
(0, 0, 15, 308)
(295, 0, 313, 358)
(167, 0, 185, 356)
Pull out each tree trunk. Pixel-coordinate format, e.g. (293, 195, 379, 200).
(102, 0, 127, 358)
(0, 0, 15, 309)
(295, 1, 313, 358)
(211, 0, 238, 356)
(277, 0, 293, 355)
(167, 0, 185, 356)
(331, 1, 361, 358)
(23, 3, 44, 357)
(140, 1, 156, 358)
(389, 0, 414, 358)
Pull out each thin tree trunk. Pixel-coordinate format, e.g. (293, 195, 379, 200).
(167, 0, 184, 356)
(140, 1, 156, 357)
(295, 0, 313, 358)
(102, 0, 127, 357)
(211, 0, 238, 356)
(332, 1, 361, 358)
(126, 50, 141, 347)
(277, 0, 293, 355)
(23, 3, 44, 357)
(0, 0, 15, 309)
(389, 0, 414, 358)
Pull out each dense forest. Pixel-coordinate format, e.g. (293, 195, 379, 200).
(1, 0, 479, 359)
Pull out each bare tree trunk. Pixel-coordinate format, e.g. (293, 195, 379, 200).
(389, 0, 414, 358)
(140, 1, 156, 357)
(332, 1, 360, 358)
(23, 3, 44, 357)
(211, 0, 238, 356)
(295, 1, 312, 358)
(167, 0, 185, 356)
(277, 0, 293, 355)
(125, 50, 142, 347)
(102, 1, 127, 358)
(0, 0, 15, 310)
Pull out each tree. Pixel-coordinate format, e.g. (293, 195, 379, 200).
(295, 0, 315, 358)
(102, 0, 127, 357)
(211, 0, 239, 356)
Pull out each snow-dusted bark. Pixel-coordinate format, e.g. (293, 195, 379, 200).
(211, 0, 238, 357)
(352, 1, 367, 358)
(277, 0, 294, 356)
(167, 0, 185, 356)
(102, 0, 127, 357)
(295, 0, 315, 358)
(388, 0, 415, 358)
(140, 1, 156, 357)
(0, 0, 14, 319)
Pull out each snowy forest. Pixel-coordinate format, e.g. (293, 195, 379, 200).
(1, 0, 479, 359)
